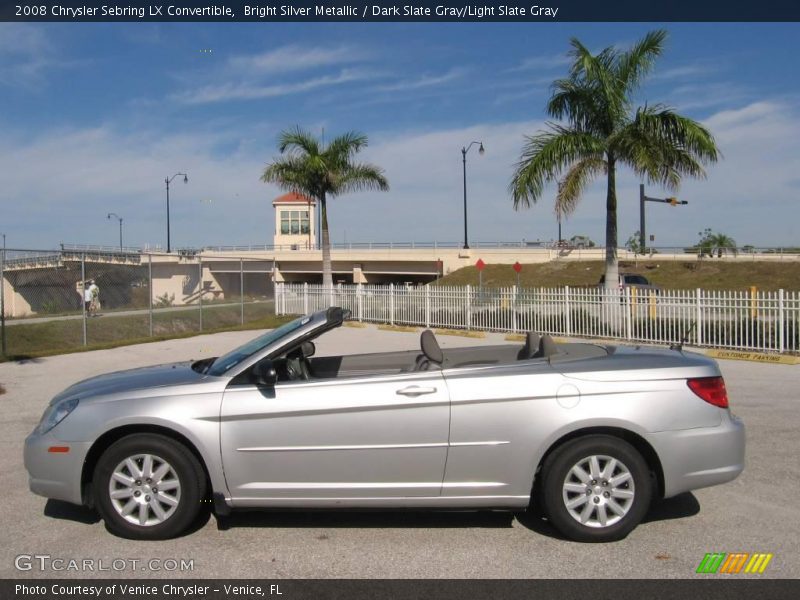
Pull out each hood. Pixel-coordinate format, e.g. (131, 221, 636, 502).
(50, 361, 210, 405)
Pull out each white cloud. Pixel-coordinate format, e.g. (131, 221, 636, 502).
(173, 68, 380, 104)
(0, 125, 282, 249)
(508, 54, 571, 72)
(0, 24, 76, 88)
(374, 68, 466, 92)
(651, 63, 717, 81)
(172, 43, 378, 105)
(2, 101, 798, 250)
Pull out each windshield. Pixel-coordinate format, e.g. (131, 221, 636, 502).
(206, 315, 310, 376)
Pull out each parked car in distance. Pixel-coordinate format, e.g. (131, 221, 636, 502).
(599, 273, 661, 294)
(24, 307, 744, 542)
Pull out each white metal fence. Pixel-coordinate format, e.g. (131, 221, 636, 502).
(275, 283, 800, 354)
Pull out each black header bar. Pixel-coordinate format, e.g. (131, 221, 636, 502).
(2, 0, 800, 22)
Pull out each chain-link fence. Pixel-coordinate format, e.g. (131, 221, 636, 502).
(0, 249, 276, 359)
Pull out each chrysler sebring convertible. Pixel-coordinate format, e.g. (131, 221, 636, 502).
(24, 307, 744, 542)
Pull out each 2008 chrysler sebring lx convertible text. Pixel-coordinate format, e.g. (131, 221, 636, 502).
(24, 307, 745, 542)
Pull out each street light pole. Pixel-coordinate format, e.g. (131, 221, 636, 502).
(107, 213, 123, 250)
(165, 173, 188, 253)
(460, 141, 484, 250)
(556, 181, 564, 244)
(1, 232, 5, 357)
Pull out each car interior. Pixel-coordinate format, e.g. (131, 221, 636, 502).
(264, 329, 609, 383)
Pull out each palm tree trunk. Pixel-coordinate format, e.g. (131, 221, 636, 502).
(603, 156, 619, 291)
(320, 194, 333, 290)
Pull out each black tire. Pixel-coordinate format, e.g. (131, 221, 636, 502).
(93, 433, 206, 540)
(540, 435, 651, 543)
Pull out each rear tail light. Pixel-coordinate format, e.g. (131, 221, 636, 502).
(687, 376, 729, 408)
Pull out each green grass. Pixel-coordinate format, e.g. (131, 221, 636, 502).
(436, 260, 800, 291)
(1, 302, 294, 362)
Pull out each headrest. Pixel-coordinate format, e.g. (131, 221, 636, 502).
(518, 331, 542, 359)
(539, 334, 560, 358)
(420, 330, 443, 364)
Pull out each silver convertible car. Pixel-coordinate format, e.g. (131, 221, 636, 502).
(25, 307, 745, 542)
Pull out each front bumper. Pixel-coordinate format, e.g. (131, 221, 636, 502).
(650, 412, 746, 498)
(24, 430, 91, 506)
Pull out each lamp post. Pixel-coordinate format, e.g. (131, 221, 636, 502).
(165, 173, 188, 253)
(107, 213, 123, 250)
(460, 141, 484, 249)
(1, 232, 5, 356)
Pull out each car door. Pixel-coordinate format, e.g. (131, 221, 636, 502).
(441, 361, 565, 500)
(220, 370, 450, 505)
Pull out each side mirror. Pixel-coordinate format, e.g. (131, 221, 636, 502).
(253, 360, 278, 387)
(301, 341, 315, 358)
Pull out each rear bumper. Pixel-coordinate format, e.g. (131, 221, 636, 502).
(24, 430, 90, 506)
(649, 412, 745, 498)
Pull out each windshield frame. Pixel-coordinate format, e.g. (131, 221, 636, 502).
(205, 307, 349, 378)
(206, 314, 312, 377)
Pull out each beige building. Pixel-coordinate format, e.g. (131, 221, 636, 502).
(273, 192, 316, 250)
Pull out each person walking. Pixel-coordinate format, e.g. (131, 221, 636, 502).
(88, 280, 100, 316)
(83, 281, 93, 315)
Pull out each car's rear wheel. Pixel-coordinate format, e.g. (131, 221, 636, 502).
(540, 435, 651, 542)
(93, 434, 206, 540)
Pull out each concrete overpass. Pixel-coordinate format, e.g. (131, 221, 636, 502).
(2, 243, 799, 318)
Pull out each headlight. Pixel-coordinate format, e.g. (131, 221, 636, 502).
(35, 398, 80, 435)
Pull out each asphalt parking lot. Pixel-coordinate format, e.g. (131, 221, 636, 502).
(1, 325, 798, 579)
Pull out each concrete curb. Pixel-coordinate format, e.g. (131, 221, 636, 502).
(376, 324, 419, 333)
(705, 349, 799, 365)
(434, 328, 486, 338)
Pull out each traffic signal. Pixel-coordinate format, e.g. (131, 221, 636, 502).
(669, 197, 678, 206)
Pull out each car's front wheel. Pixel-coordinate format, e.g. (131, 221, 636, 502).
(540, 435, 652, 543)
(93, 434, 206, 540)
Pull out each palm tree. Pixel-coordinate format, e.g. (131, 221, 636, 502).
(510, 30, 720, 289)
(261, 127, 389, 288)
(697, 229, 737, 257)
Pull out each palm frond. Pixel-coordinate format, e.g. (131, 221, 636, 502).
(324, 131, 369, 164)
(510, 126, 605, 209)
(615, 30, 667, 95)
(334, 163, 389, 195)
(614, 105, 720, 189)
(557, 157, 606, 216)
(278, 126, 320, 156)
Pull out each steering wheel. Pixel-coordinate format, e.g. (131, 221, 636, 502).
(284, 348, 310, 381)
(285, 358, 302, 381)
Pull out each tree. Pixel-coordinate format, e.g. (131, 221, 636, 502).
(261, 127, 389, 288)
(510, 30, 720, 289)
(696, 228, 737, 258)
(625, 231, 644, 254)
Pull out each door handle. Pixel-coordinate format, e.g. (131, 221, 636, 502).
(396, 386, 437, 397)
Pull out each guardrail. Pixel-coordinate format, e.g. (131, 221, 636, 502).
(275, 283, 800, 355)
(54, 242, 800, 258)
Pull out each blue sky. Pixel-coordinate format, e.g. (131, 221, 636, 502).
(1, 22, 799, 250)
